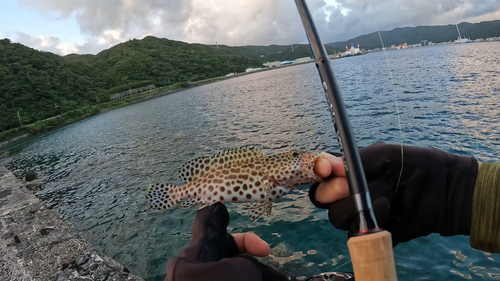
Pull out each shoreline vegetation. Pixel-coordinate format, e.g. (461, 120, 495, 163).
(0, 82, 201, 148)
(0, 36, 342, 145)
(0, 67, 277, 148)
(2, 20, 499, 150)
(3, 40, 500, 149)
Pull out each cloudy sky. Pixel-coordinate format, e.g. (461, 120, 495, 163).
(1, 0, 499, 55)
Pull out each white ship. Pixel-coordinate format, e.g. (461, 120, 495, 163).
(341, 43, 363, 57)
(454, 36, 472, 44)
(447, 0, 473, 44)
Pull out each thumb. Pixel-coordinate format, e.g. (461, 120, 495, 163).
(181, 203, 239, 262)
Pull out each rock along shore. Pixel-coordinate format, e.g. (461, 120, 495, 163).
(0, 166, 144, 281)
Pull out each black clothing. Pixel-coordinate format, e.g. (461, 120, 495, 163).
(165, 203, 288, 281)
(309, 142, 479, 246)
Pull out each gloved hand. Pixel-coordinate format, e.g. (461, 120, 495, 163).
(310, 142, 479, 246)
(165, 202, 288, 281)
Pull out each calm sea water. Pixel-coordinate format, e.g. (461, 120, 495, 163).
(2, 42, 500, 280)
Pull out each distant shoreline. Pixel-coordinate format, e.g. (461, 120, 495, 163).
(0, 61, 315, 150)
(5, 41, 498, 150)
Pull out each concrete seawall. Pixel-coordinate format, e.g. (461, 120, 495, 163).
(0, 166, 144, 281)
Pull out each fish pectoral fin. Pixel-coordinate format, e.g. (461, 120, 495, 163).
(242, 202, 259, 210)
(263, 175, 274, 193)
(266, 202, 273, 216)
(247, 200, 273, 222)
(197, 203, 210, 210)
(179, 198, 198, 209)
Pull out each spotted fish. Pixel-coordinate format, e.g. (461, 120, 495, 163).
(147, 147, 322, 221)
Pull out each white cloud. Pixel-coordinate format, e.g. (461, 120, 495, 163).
(15, 32, 61, 53)
(14, 32, 79, 55)
(11, 0, 500, 55)
(57, 43, 79, 55)
(98, 29, 124, 45)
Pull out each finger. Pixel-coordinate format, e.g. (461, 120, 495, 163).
(182, 203, 238, 262)
(314, 177, 350, 204)
(322, 152, 347, 177)
(314, 157, 334, 178)
(314, 152, 346, 178)
(232, 232, 270, 257)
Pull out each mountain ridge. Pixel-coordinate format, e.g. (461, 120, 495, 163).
(327, 20, 500, 50)
(2, 19, 500, 132)
(0, 36, 343, 131)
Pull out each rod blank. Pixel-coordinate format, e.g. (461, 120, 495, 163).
(294, 0, 377, 233)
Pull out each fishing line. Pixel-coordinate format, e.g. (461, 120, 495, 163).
(332, 260, 352, 272)
(445, 0, 479, 157)
(446, 0, 463, 40)
(376, 29, 405, 192)
(296, 1, 398, 279)
(301, 19, 407, 280)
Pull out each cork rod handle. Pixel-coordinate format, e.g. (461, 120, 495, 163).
(347, 231, 398, 281)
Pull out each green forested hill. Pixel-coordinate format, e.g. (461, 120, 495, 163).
(0, 35, 342, 132)
(3, 19, 498, 132)
(0, 39, 98, 131)
(327, 20, 500, 50)
(0, 36, 265, 131)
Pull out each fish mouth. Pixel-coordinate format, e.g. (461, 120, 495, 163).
(301, 155, 317, 173)
(301, 165, 318, 178)
(300, 152, 323, 181)
(313, 152, 322, 162)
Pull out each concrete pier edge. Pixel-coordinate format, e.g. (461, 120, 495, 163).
(0, 166, 144, 281)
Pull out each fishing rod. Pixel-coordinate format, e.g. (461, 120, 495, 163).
(294, 0, 397, 280)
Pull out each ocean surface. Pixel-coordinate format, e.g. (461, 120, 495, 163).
(2, 42, 500, 280)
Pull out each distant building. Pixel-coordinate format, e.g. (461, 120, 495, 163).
(295, 57, 313, 63)
(421, 40, 428, 46)
(263, 61, 280, 68)
(109, 84, 156, 101)
(396, 43, 408, 49)
(245, 67, 263, 72)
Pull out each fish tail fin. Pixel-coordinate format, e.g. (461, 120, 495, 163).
(147, 183, 182, 210)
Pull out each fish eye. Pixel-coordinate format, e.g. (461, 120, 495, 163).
(291, 151, 299, 157)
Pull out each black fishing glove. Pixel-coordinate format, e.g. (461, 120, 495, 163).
(165, 202, 288, 281)
(309, 142, 479, 246)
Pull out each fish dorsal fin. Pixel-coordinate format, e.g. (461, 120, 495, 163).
(179, 156, 211, 183)
(179, 147, 264, 183)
